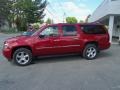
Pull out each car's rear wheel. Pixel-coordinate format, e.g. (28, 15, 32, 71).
(13, 48, 32, 66)
(83, 44, 98, 60)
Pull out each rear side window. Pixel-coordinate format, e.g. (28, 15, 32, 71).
(62, 25, 77, 36)
(80, 25, 107, 34)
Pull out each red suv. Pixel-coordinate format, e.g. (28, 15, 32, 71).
(3, 23, 110, 66)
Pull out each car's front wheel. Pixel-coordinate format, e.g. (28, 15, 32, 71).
(83, 44, 98, 60)
(13, 48, 32, 66)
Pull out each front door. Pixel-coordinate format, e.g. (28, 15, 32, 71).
(34, 26, 59, 56)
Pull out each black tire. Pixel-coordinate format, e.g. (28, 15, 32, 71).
(13, 48, 32, 66)
(83, 44, 98, 60)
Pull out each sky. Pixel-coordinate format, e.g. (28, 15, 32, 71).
(44, 0, 103, 23)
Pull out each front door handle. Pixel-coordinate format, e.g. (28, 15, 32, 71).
(53, 40, 60, 42)
(73, 38, 79, 40)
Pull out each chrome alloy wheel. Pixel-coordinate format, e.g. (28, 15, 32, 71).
(16, 51, 30, 65)
(86, 47, 97, 59)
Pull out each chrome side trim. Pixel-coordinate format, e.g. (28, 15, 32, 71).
(36, 47, 53, 50)
(55, 45, 80, 48)
(36, 45, 80, 50)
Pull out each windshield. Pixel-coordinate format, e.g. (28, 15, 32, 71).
(22, 31, 35, 36)
(31, 26, 46, 36)
(22, 26, 45, 36)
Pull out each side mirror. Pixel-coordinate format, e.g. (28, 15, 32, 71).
(39, 34, 45, 38)
(22, 32, 27, 35)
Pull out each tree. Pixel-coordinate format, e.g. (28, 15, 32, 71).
(66, 17, 78, 24)
(0, 0, 47, 31)
(0, 0, 12, 24)
(79, 20, 84, 23)
(13, 0, 47, 31)
(46, 18, 52, 24)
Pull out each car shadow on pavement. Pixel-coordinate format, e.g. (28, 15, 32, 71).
(33, 54, 83, 64)
(97, 51, 113, 59)
(32, 51, 112, 64)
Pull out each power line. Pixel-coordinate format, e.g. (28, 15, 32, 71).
(46, 8, 60, 22)
(46, 1, 62, 23)
(58, 2, 66, 15)
(57, 1, 67, 23)
(46, 0, 67, 23)
(47, 2, 58, 14)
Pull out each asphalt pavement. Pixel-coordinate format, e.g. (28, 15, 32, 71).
(0, 33, 120, 90)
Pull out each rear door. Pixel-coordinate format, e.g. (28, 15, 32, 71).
(53, 24, 81, 54)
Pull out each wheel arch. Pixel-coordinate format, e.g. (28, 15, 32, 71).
(85, 41, 99, 47)
(83, 41, 99, 52)
(11, 46, 33, 59)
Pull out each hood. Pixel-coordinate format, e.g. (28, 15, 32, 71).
(6, 35, 30, 43)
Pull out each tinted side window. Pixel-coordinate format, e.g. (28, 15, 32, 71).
(62, 25, 77, 36)
(80, 25, 106, 34)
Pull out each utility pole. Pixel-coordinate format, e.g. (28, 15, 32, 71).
(51, 19, 54, 24)
(63, 12, 66, 23)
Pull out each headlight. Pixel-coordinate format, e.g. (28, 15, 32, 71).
(4, 42, 9, 49)
(5, 43, 9, 47)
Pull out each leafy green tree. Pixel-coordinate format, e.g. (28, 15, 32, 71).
(46, 18, 52, 24)
(66, 17, 78, 24)
(13, 0, 47, 31)
(39, 19, 44, 24)
(0, 0, 12, 25)
(79, 20, 84, 23)
(0, 0, 47, 31)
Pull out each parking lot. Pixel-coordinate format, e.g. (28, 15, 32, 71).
(0, 33, 120, 90)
